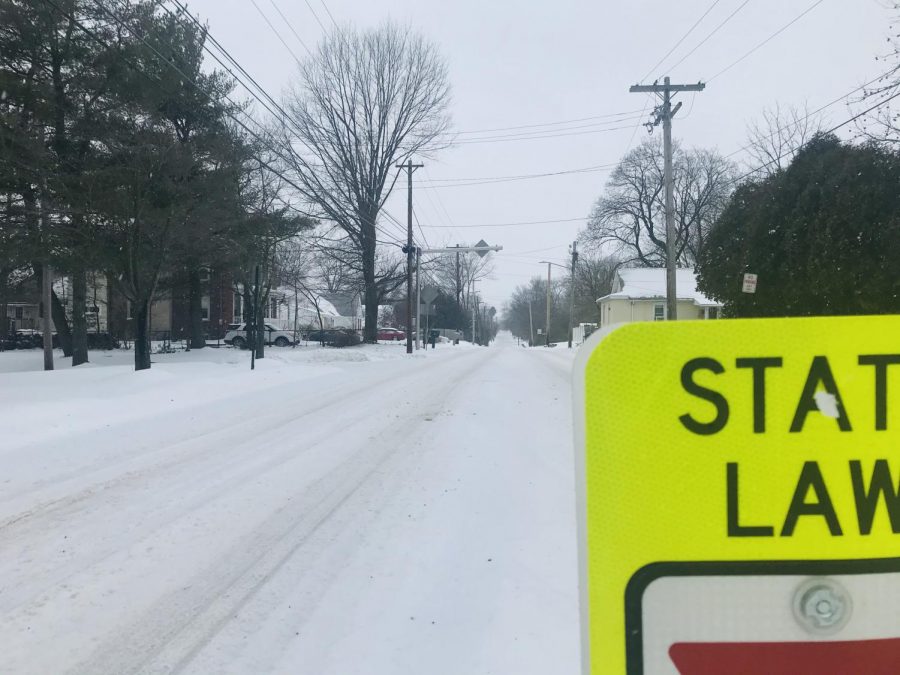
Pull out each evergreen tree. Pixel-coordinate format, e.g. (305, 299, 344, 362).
(697, 135, 900, 316)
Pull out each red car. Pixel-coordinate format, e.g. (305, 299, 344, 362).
(377, 327, 406, 342)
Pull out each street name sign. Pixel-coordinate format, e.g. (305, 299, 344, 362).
(573, 316, 900, 674)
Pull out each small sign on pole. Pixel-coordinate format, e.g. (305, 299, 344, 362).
(742, 272, 758, 294)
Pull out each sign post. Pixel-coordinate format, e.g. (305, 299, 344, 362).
(573, 316, 900, 674)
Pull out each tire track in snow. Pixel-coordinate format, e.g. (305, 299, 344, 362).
(0, 348, 491, 674)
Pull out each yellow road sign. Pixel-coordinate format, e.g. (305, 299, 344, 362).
(573, 316, 900, 674)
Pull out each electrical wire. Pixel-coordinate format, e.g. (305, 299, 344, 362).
(267, 0, 314, 58)
(78, 0, 415, 250)
(730, 86, 900, 185)
(446, 108, 646, 137)
(422, 217, 587, 229)
(300, 0, 327, 33)
(665, 0, 752, 75)
(250, 0, 305, 63)
(706, 0, 826, 82)
(449, 121, 643, 146)
(641, 0, 723, 81)
(318, 0, 339, 29)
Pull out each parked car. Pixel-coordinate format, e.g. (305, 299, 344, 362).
(305, 328, 362, 347)
(377, 327, 406, 342)
(223, 323, 294, 348)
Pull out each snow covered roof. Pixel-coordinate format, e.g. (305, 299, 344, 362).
(598, 267, 720, 307)
(270, 286, 341, 317)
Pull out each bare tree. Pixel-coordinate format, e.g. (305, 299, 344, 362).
(857, 3, 900, 145)
(281, 23, 451, 342)
(583, 138, 735, 267)
(571, 252, 619, 323)
(745, 103, 825, 176)
(428, 247, 494, 314)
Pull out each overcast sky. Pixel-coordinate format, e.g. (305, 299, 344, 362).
(187, 0, 893, 310)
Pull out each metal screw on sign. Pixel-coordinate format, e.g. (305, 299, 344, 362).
(792, 578, 852, 635)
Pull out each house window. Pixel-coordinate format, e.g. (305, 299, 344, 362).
(270, 297, 278, 319)
(233, 293, 242, 322)
(653, 303, 666, 321)
(14, 307, 23, 320)
(127, 300, 134, 320)
(201, 295, 210, 321)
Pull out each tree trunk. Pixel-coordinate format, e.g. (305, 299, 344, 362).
(31, 262, 72, 356)
(188, 267, 205, 349)
(106, 272, 126, 345)
(71, 267, 88, 365)
(255, 291, 265, 360)
(243, 286, 253, 351)
(134, 298, 152, 371)
(361, 224, 378, 343)
(0, 270, 8, 345)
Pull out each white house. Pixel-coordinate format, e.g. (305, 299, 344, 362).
(596, 268, 722, 327)
(261, 287, 363, 333)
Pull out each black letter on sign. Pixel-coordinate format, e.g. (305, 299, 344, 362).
(679, 358, 728, 435)
(736, 357, 783, 433)
(850, 460, 900, 535)
(781, 461, 843, 536)
(858, 355, 900, 431)
(727, 463, 775, 537)
(789, 356, 852, 433)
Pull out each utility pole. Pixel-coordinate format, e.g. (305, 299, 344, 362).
(42, 262, 54, 371)
(454, 244, 461, 328)
(629, 76, 705, 320)
(397, 158, 423, 354)
(567, 241, 578, 349)
(251, 263, 259, 370)
(545, 262, 551, 347)
(528, 299, 535, 347)
(471, 280, 477, 346)
(415, 246, 421, 350)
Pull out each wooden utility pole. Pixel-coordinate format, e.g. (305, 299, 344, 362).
(397, 158, 423, 354)
(629, 76, 705, 320)
(415, 246, 421, 350)
(567, 241, 578, 349)
(545, 262, 551, 347)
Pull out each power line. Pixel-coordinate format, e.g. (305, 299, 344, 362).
(413, 162, 618, 189)
(300, 0, 327, 33)
(449, 121, 643, 145)
(318, 0, 339, 29)
(446, 114, 646, 143)
(250, 0, 305, 63)
(730, 86, 900, 185)
(90, 0, 417, 251)
(666, 0, 751, 74)
(267, 0, 314, 58)
(641, 0, 723, 81)
(707, 0, 826, 82)
(164, 1, 408, 249)
(447, 108, 646, 136)
(423, 217, 587, 229)
(723, 67, 897, 163)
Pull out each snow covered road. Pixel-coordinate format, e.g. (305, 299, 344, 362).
(0, 336, 579, 674)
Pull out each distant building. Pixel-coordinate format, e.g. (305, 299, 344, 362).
(596, 268, 722, 327)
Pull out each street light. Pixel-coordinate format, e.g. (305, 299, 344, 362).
(539, 260, 568, 347)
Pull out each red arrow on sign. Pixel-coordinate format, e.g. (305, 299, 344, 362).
(670, 638, 900, 674)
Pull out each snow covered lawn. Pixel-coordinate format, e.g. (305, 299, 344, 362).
(0, 335, 579, 674)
